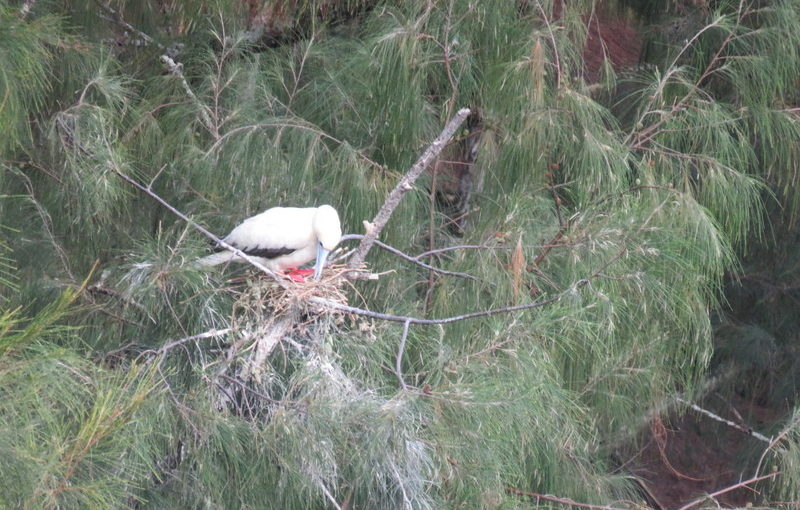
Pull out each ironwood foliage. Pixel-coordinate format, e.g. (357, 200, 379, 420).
(2, 0, 800, 508)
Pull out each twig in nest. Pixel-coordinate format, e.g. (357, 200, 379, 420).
(251, 264, 354, 318)
(228, 267, 356, 381)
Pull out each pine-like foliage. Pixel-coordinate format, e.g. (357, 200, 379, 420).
(3, 0, 800, 507)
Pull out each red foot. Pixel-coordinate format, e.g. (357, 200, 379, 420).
(284, 268, 315, 283)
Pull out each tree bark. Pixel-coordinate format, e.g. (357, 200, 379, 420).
(347, 107, 471, 270)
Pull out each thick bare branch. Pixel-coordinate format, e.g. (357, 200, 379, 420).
(677, 397, 772, 443)
(348, 108, 471, 269)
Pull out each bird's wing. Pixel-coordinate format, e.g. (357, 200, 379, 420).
(219, 207, 317, 259)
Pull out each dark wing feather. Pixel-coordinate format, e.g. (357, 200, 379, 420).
(212, 242, 296, 259)
(241, 245, 297, 259)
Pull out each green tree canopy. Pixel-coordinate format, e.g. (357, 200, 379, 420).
(3, 0, 800, 508)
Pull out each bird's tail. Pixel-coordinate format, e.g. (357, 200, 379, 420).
(194, 251, 239, 267)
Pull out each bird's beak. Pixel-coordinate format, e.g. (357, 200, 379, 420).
(314, 244, 331, 280)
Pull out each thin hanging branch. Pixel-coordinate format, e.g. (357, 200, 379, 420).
(314, 248, 625, 325)
(626, 7, 749, 150)
(533, 1, 562, 89)
(347, 107, 471, 270)
(754, 413, 800, 477)
(423, 0, 459, 316)
(414, 241, 579, 259)
(339, 234, 480, 281)
(415, 244, 500, 258)
(160, 55, 218, 138)
(311, 293, 561, 326)
(204, 119, 385, 173)
(112, 170, 287, 287)
(7, 166, 76, 281)
(395, 319, 411, 390)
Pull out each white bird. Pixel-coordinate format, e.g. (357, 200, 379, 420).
(197, 205, 342, 280)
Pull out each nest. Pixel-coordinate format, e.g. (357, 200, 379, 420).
(211, 263, 379, 415)
(259, 263, 369, 316)
(225, 263, 365, 312)
(223, 264, 367, 378)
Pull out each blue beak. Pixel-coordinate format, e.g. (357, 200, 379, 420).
(314, 243, 331, 280)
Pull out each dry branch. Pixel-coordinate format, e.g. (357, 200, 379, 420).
(675, 472, 780, 510)
(506, 486, 629, 510)
(317, 248, 624, 326)
(347, 107, 471, 270)
(138, 327, 233, 361)
(19, 0, 35, 18)
(395, 319, 411, 390)
(160, 55, 217, 137)
(339, 234, 479, 281)
(96, 2, 163, 50)
(677, 397, 772, 443)
(112, 170, 287, 287)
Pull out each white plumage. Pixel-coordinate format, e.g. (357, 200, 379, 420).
(197, 205, 342, 279)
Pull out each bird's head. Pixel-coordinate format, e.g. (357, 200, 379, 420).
(312, 205, 342, 279)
